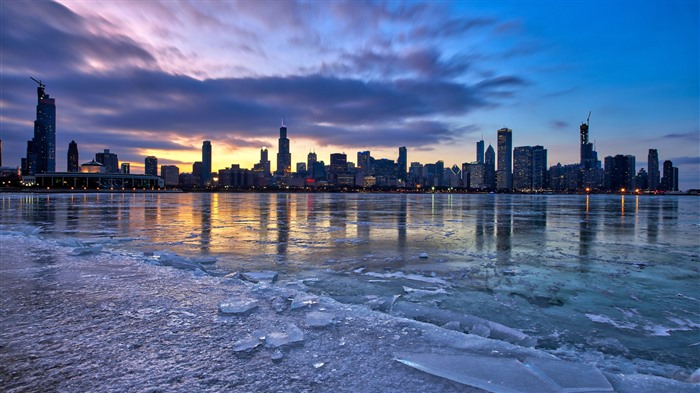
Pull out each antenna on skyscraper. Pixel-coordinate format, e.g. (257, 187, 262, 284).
(30, 77, 45, 88)
(586, 111, 591, 126)
(281, 116, 286, 127)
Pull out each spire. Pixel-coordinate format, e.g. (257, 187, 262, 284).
(281, 116, 286, 127)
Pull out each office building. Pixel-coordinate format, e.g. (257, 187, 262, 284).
(192, 161, 203, 186)
(513, 146, 533, 191)
(202, 140, 212, 186)
(121, 163, 130, 174)
(23, 79, 56, 175)
(307, 151, 317, 178)
(161, 165, 180, 187)
(496, 128, 512, 190)
(398, 146, 407, 181)
(296, 162, 307, 174)
(605, 155, 635, 191)
(648, 149, 659, 191)
(531, 145, 547, 190)
(476, 140, 484, 164)
(276, 119, 291, 175)
(330, 153, 347, 181)
(357, 151, 371, 176)
(145, 156, 158, 176)
(661, 160, 678, 191)
(484, 144, 496, 190)
(67, 140, 79, 172)
(95, 149, 119, 173)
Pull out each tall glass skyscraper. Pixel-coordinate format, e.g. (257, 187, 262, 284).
(398, 146, 407, 181)
(648, 149, 660, 191)
(24, 80, 56, 175)
(476, 140, 484, 164)
(202, 141, 212, 186)
(276, 119, 291, 175)
(484, 144, 496, 190)
(496, 128, 512, 190)
(145, 156, 158, 176)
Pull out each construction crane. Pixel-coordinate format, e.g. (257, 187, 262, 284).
(29, 77, 45, 88)
(586, 111, 591, 126)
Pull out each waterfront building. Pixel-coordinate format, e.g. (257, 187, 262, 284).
(276, 119, 291, 175)
(605, 155, 636, 191)
(95, 149, 119, 173)
(307, 152, 317, 179)
(496, 128, 512, 190)
(648, 149, 660, 190)
(296, 162, 307, 175)
(661, 160, 678, 191)
(121, 163, 130, 174)
(531, 145, 548, 190)
(23, 79, 56, 175)
(192, 161, 202, 186)
(67, 140, 79, 173)
(357, 151, 372, 177)
(398, 147, 407, 181)
(202, 141, 212, 186)
(81, 160, 105, 173)
(145, 156, 158, 176)
(635, 168, 648, 190)
(330, 153, 348, 182)
(259, 147, 271, 175)
(484, 144, 496, 190)
(513, 146, 533, 191)
(462, 162, 485, 189)
(161, 165, 180, 187)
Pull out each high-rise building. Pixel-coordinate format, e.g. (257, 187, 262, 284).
(307, 151, 317, 178)
(192, 161, 202, 186)
(296, 162, 307, 174)
(276, 119, 291, 175)
(23, 79, 56, 175)
(513, 146, 533, 191)
(661, 160, 675, 191)
(161, 165, 180, 187)
(260, 147, 270, 174)
(357, 151, 371, 176)
(635, 168, 648, 190)
(606, 154, 635, 191)
(484, 144, 496, 190)
(330, 153, 347, 181)
(476, 140, 484, 164)
(202, 140, 212, 186)
(531, 145, 547, 190)
(145, 156, 158, 176)
(648, 149, 660, 191)
(496, 128, 512, 190)
(67, 140, 79, 172)
(398, 147, 407, 181)
(96, 149, 119, 173)
(121, 163, 130, 174)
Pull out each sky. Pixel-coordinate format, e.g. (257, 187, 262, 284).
(1, 0, 698, 190)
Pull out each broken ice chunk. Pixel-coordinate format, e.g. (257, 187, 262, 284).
(218, 298, 259, 315)
(271, 349, 284, 362)
(241, 271, 278, 284)
(233, 336, 262, 352)
(157, 252, 203, 271)
(524, 357, 613, 392)
(291, 294, 319, 310)
(191, 256, 217, 265)
(306, 311, 335, 328)
(395, 352, 560, 393)
(265, 324, 304, 348)
(313, 362, 325, 369)
(70, 245, 104, 256)
(419, 252, 429, 259)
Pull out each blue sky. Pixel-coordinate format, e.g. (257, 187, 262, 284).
(1, 0, 698, 189)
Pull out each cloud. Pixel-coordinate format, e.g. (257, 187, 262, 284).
(668, 156, 700, 165)
(550, 120, 568, 129)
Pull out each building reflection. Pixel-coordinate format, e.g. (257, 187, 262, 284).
(276, 193, 291, 259)
(578, 195, 597, 271)
(646, 197, 660, 243)
(495, 195, 512, 266)
(199, 193, 212, 252)
(397, 194, 407, 252)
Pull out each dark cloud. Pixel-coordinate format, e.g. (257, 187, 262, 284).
(668, 156, 700, 165)
(550, 120, 568, 129)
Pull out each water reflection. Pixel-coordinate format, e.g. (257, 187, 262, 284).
(495, 196, 512, 266)
(276, 193, 290, 260)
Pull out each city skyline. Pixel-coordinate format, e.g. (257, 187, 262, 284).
(1, 1, 698, 189)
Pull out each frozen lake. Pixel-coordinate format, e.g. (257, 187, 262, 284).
(1, 192, 698, 379)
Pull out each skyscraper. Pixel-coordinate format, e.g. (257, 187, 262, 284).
(476, 140, 484, 164)
(24, 79, 56, 175)
(485, 144, 496, 190)
(531, 145, 547, 190)
(276, 119, 291, 175)
(202, 140, 212, 186)
(121, 163, 130, 174)
(260, 147, 271, 174)
(330, 153, 347, 181)
(357, 151, 371, 176)
(606, 154, 635, 191)
(513, 146, 533, 191)
(648, 149, 660, 191)
(398, 146, 407, 181)
(145, 156, 158, 176)
(307, 151, 317, 178)
(496, 127, 512, 190)
(661, 160, 674, 191)
(67, 140, 79, 172)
